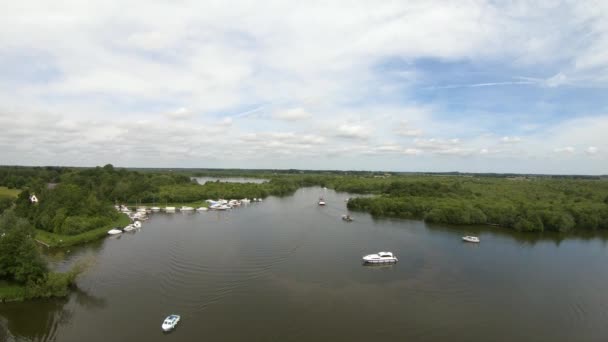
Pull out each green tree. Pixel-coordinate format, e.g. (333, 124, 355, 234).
(0, 211, 48, 284)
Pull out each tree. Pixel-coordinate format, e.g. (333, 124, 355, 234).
(0, 210, 48, 284)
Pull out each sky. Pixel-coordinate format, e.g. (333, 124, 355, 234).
(1, 1, 608, 174)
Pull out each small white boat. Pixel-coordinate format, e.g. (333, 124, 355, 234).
(318, 198, 326, 206)
(133, 221, 142, 228)
(196, 207, 208, 212)
(107, 228, 122, 235)
(362, 251, 398, 264)
(180, 206, 194, 211)
(123, 225, 136, 232)
(462, 236, 480, 243)
(161, 314, 180, 332)
(136, 207, 147, 213)
(165, 207, 176, 212)
(241, 198, 251, 204)
(150, 207, 161, 212)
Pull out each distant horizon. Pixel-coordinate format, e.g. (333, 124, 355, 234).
(1, 163, 606, 177)
(1, 1, 607, 174)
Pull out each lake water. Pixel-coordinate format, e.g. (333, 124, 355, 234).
(192, 177, 268, 184)
(2, 187, 608, 341)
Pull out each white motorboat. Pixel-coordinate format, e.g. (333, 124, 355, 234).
(362, 251, 398, 264)
(161, 314, 180, 332)
(462, 236, 480, 243)
(136, 207, 147, 213)
(180, 206, 194, 211)
(107, 228, 122, 235)
(123, 224, 136, 232)
(241, 198, 251, 204)
(196, 207, 208, 212)
(150, 206, 161, 212)
(165, 207, 176, 212)
(133, 221, 142, 228)
(318, 198, 326, 206)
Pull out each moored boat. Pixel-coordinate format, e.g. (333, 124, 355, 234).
(165, 207, 176, 212)
(108, 228, 122, 235)
(196, 207, 208, 212)
(180, 206, 194, 211)
(362, 251, 398, 264)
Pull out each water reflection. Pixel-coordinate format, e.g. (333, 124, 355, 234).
(0, 287, 105, 342)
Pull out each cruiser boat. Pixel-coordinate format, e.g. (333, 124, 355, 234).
(318, 198, 326, 206)
(165, 207, 176, 212)
(362, 251, 398, 264)
(462, 236, 480, 243)
(196, 207, 208, 212)
(161, 314, 180, 332)
(107, 228, 122, 235)
(180, 206, 194, 211)
(150, 206, 161, 212)
(123, 224, 136, 232)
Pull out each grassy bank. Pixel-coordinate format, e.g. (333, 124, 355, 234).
(0, 281, 26, 302)
(0, 186, 20, 198)
(35, 214, 131, 248)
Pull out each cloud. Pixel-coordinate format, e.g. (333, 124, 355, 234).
(501, 136, 522, 144)
(272, 108, 312, 121)
(394, 120, 424, 137)
(335, 124, 370, 140)
(166, 107, 193, 120)
(554, 146, 575, 154)
(586, 146, 598, 155)
(1, 1, 608, 173)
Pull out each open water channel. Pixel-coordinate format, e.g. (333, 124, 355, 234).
(2, 187, 608, 341)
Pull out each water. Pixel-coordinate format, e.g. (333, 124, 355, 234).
(2, 187, 608, 341)
(192, 177, 268, 184)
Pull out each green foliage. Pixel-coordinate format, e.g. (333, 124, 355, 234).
(346, 176, 608, 233)
(0, 211, 48, 284)
(0, 196, 13, 214)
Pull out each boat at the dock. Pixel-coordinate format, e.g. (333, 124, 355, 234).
(107, 228, 122, 235)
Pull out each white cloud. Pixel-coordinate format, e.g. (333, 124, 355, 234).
(1, 1, 607, 173)
(501, 136, 521, 143)
(554, 146, 575, 154)
(272, 108, 312, 121)
(166, 107, 193, 120)
(335, 124, 370, 140)
(586, 146, 599, 155)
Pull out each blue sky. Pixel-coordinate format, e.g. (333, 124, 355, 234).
(1, 1, 607, 174)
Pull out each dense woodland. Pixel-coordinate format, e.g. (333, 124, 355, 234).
(1, 166, 608, 237)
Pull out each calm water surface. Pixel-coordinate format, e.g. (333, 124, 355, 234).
(2, 187, 608, 341)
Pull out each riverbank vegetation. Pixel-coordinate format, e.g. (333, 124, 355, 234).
(1, 165, 608, 237)
(0, 211, 85, 302)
